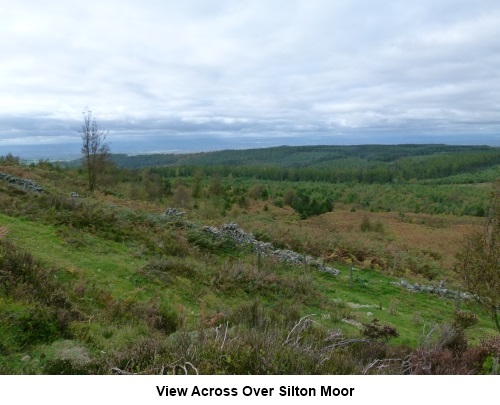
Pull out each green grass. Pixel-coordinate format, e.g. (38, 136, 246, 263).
(315, 264, 496, 346)
(1, 209, 496, 353)
(0, 213, 149, 298)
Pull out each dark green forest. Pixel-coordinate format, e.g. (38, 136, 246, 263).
(103, 144, 500, 184)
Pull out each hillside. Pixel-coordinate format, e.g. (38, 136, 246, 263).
(61, 143, 492, 169)
(1, 148, 499, 375)
(98, 144, 500, 188)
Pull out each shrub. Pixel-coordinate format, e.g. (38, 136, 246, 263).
(452, 310, 479, 330)
(361, 319, 399, 341)
(186, 230, 237, 255)
(171, 184, 192, 208)
(360, 216, 385, 233)
(104, 336, 173, 374)
(360, 216, 372, 232)
(291, 190, 333, 219)
(283, 189, 297, 206)
(0, 241, 78, 315)
(133, 300, 180, 335)
(406, 347, 470, 374)
(228, 299, 269, 329)
(328, 301, 352, 324)
(248, 184, 268, 200)
(8, 304, 60, 346)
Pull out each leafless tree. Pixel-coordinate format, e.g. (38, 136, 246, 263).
(80, 109, 110, 192)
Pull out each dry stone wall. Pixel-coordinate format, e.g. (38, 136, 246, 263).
(0, 172, 44, 193)
(201, 222, 340, 275)
(391, 279, 474, 300)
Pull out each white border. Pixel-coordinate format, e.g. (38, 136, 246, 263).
(1, 375, 495, 405)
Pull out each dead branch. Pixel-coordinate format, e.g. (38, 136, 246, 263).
(170, 360, 199, 375)
(111, 360, 199, 376)
(323, 338, 370, 351)
(111, 367, 136, 375)
(220, 321, 229, 351)
(362, 358, 402, 375)
(283, 314, 316, 346)
(319, 337, 371, 366)
(185, 362, 199, 375)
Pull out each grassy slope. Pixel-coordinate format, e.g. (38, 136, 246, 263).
(2, 210, 493, 342)
(0, 164, 498, 374)
(216, 203, 495, 345)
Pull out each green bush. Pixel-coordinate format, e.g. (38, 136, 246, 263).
(186, 229, 237, 255)
(8, 304, 60, 346)
(291, 189, 333, 219)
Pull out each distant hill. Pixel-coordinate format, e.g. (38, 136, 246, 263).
(66, 144, 497, 169)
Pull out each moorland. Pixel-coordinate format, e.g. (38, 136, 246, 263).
(0, 144, 499, 374)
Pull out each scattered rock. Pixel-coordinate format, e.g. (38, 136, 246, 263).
(21, 355, 31, 362)
(163, 208, 186, 218)
(347, 303, 376, 309)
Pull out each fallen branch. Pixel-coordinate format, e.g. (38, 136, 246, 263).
(323, 338, 370, 351)
(171, 361, 199, 375)
(111, 367, 136, 375)
(283, 314, 316, 346)
(111, 361, 199, 376)
(362, 358, 402, 375)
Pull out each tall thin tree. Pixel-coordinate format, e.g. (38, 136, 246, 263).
(80, 109, 110, 192)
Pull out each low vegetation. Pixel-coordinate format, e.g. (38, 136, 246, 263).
(1, 144, 499, 374)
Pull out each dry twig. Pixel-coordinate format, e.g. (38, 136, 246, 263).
(283, 314, 316, 346)
(362, 358, 402, 375)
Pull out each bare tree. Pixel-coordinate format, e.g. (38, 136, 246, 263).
(80, 109, 110, 191)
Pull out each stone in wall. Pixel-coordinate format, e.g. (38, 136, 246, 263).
(202, 222, 340, 276)
(0, 172, 44, 193)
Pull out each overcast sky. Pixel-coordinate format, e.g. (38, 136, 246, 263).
(1, 0, 500, 154)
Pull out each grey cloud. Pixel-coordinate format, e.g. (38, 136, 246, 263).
(1, 0, 500, 151)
